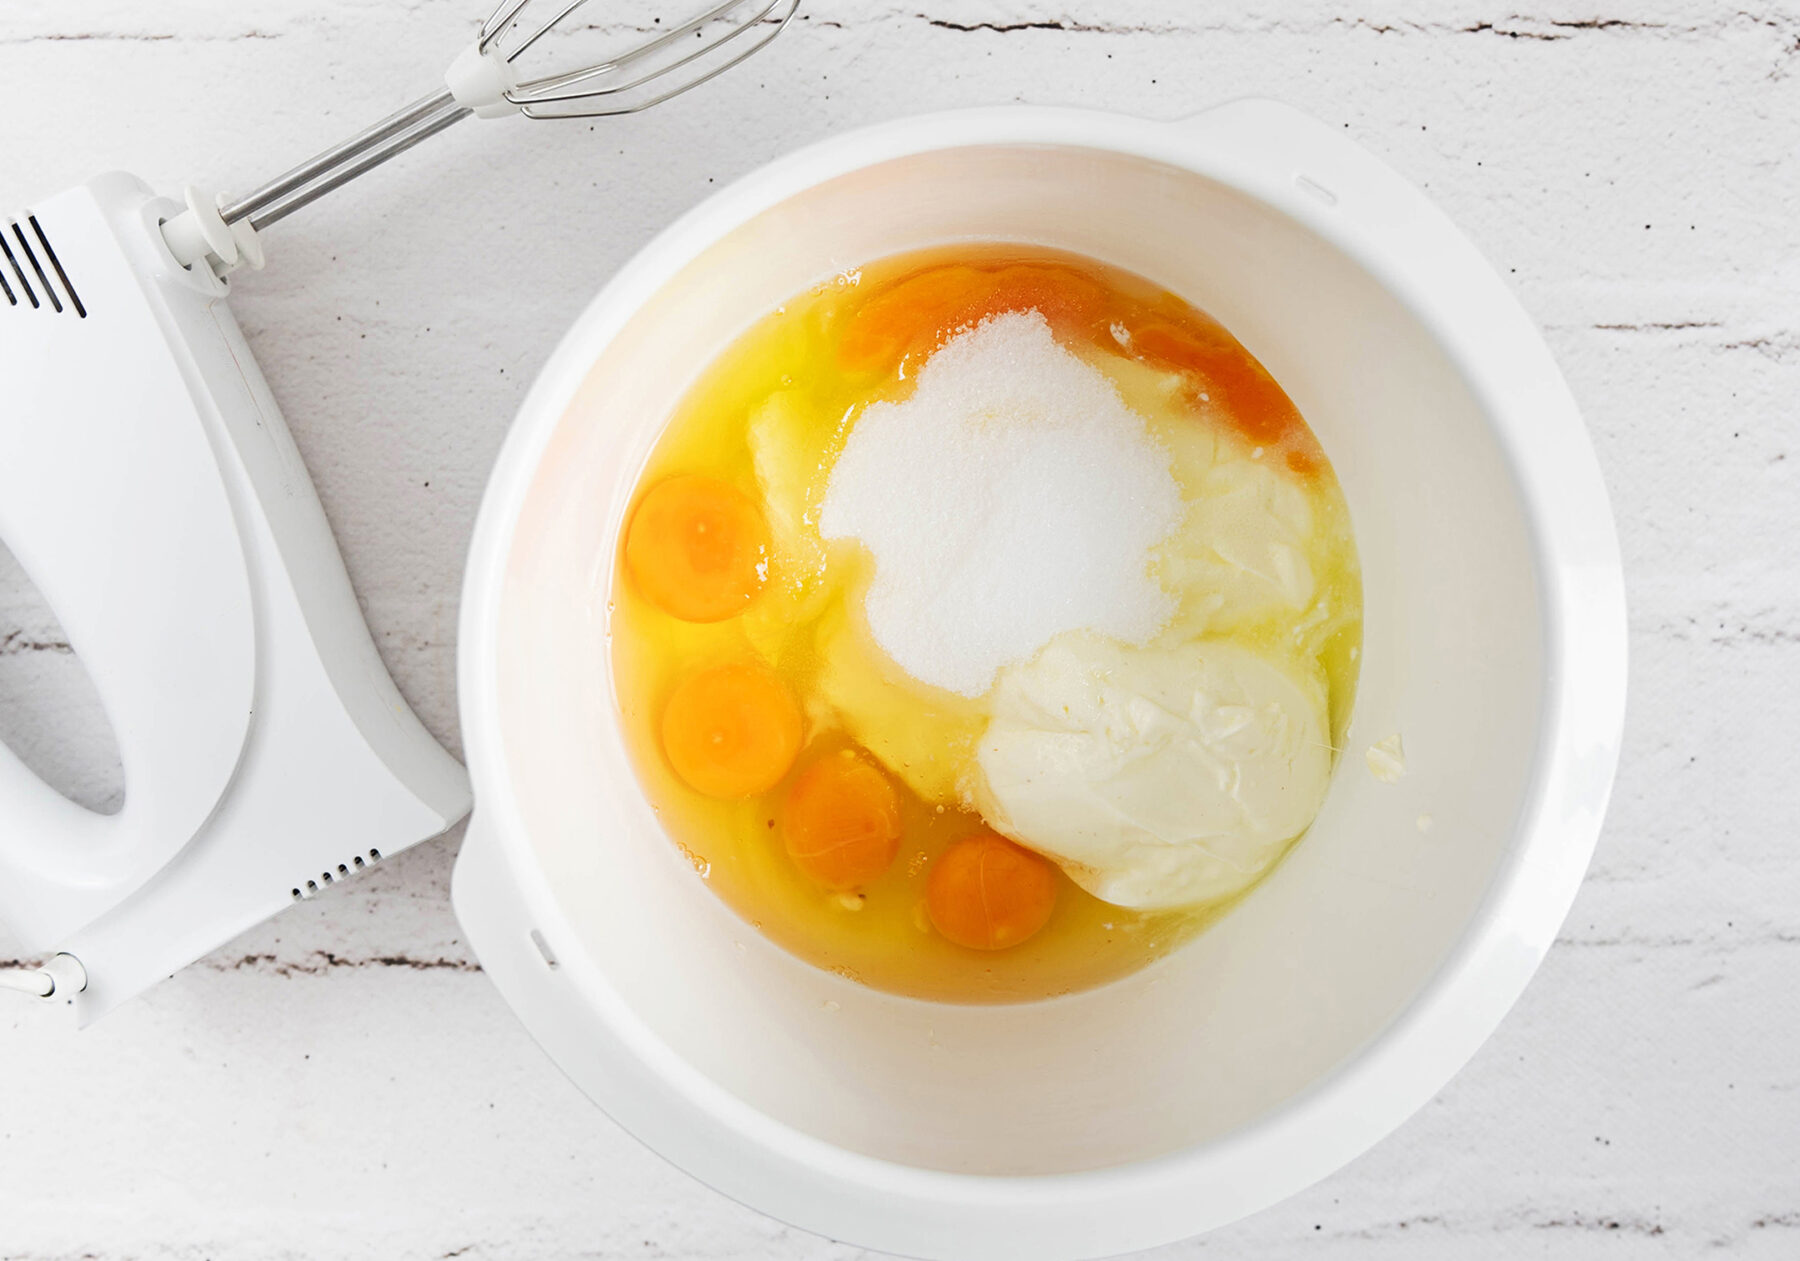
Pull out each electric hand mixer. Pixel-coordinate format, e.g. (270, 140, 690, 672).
(0, 0, 798, 1021)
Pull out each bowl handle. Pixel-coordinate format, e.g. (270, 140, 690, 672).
(1175, 97, 1466, 276)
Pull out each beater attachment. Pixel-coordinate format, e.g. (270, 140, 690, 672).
(162, 0, 798, 274)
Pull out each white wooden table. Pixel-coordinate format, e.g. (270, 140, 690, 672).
(1, 2, 1795, 1256)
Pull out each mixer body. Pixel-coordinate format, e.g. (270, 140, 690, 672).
(0, 174, 469, 1022)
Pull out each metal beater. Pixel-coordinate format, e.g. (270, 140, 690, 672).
(164, 0, 800, 274)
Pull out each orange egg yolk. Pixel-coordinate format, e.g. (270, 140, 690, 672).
(625, 473, 770, 622)
(781, 750, 902, 890)
(838, 261, 1108, 376)
(661, 662, 802, 798)
(926, 832, 1058, 951)
(1129, 320, 1324, 474)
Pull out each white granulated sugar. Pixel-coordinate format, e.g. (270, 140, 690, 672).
(820, 310, 1182, 697)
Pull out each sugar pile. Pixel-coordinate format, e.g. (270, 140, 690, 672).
(819, 310, 1182, 697)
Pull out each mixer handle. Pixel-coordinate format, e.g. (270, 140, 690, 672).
(0, 177, 260, 947)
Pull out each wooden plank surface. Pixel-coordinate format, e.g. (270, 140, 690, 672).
(1, 2, 1795, 1256)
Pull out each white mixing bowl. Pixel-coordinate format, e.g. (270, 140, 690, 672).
(452, 100, 1627, 1259)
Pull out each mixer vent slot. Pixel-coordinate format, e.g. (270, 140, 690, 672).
(1, 218, 85, 318)
(0, 231, 34, 308)
(290, 848, 384, 901)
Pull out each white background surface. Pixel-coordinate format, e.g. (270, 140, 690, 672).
(0, 2, 1795, 1257)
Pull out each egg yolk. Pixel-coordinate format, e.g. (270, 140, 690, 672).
(781, 749, 902, 889)
(661, 662, 802, 798)
(1129, 320, 1324, 474)
(926, 832, 1058, 951)
(625, 474, 770, 622)
(838, 261, 1108, 375)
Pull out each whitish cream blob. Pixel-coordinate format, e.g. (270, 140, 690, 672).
(819, 311, 1182, 698)
(974, 633, 1333, 910)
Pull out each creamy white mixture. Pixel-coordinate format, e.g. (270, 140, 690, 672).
(975, 635, 1330, 909)
(816, 311, 1336, 910)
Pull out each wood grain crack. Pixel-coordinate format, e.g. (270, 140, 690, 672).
(0, 952, 482, 975)
(1719, 333, 1800, 360)
(1462, 21, 1567, 41)
(1572, 322, 1800, 360)
(1318, 1209, 1800, 1243)
(1549, 18, 1665, 32)
(1556, 931, 1800, 947)
(217, 950, 482, 976)
(0, 30, 279, 44)
(1643, 609, 1800, 648)
(908, 11, 1762, 41)
(922, 16, 1148, 35)
(0, 630, 72, 655)
(1531, 1213, 1666, 1235)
